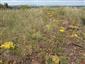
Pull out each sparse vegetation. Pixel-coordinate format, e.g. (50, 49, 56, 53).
(0, 7, 85, 64)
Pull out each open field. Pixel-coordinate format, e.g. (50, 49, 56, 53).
(0, 7, 85, 64)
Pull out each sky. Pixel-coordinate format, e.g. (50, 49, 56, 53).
(0, 0, 85, 6)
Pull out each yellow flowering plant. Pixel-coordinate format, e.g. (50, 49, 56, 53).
(59, 27, 65, 33)
(51, 55, 60, 64)
(46, 54, 60, 64)
(0, 41, 15, 49)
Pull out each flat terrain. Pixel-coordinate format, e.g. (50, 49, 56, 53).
(0, 7, 85, 64)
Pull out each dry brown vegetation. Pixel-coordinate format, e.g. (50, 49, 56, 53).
(0, 7, 85, 64)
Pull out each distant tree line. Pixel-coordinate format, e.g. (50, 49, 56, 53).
(0, 3, 31, 9)
(0, 3, 10, 9)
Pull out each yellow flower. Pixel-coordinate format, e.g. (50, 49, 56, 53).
(51, 55, 60, 64)
(59, 27, 65, 33)
(0, 41, 15, 49)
